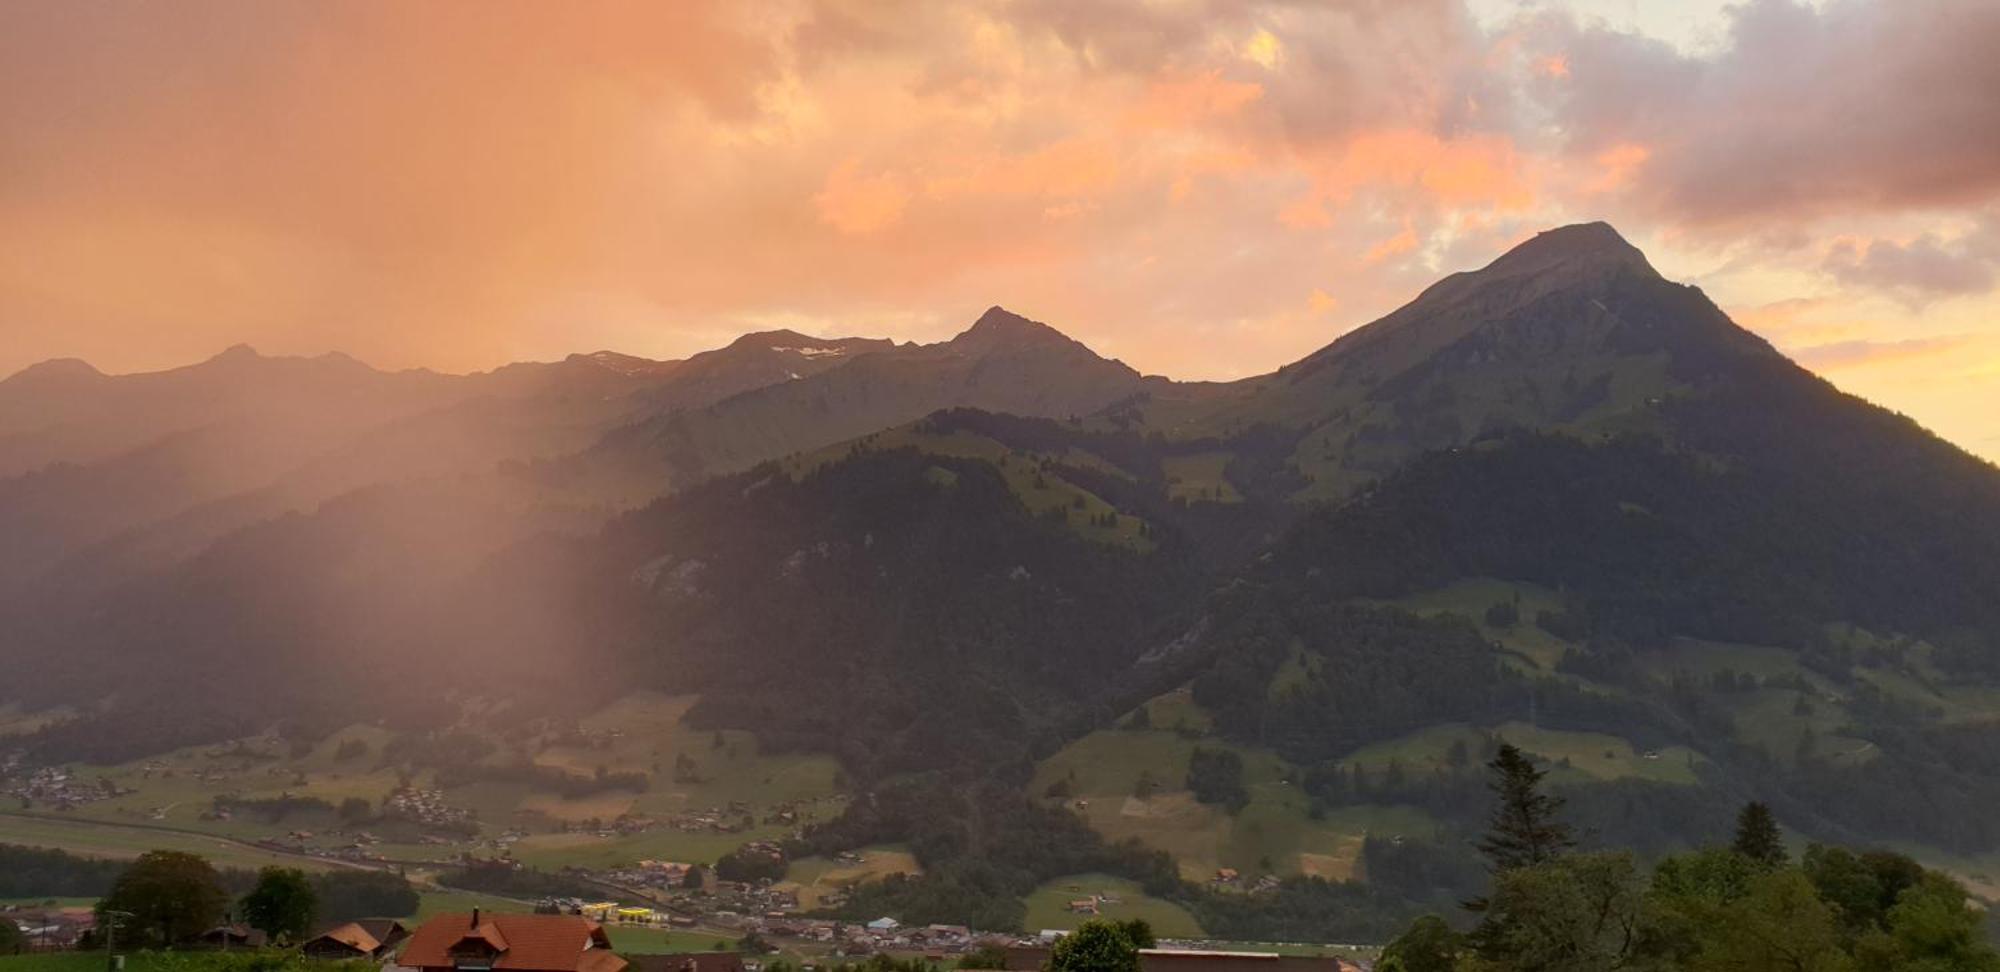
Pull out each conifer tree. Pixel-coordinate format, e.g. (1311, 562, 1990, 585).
(1476, 743, 1575, 873)
(1732, 801, 1787, 866)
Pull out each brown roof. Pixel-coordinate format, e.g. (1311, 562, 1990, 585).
(312, 922, 380, 954)
(400, 914, 624, 972)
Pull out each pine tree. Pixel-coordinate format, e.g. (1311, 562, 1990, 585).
(1476, 743, 1575, 873)
(1732, 801, 1787, 866)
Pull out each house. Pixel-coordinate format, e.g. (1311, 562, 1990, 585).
(1064, 898, 1099, 915)
(624, 953, 746, 972)
(865, 917, 900, 932)
(398, 911, 626, 972)
(2, 907, 94, 949)
(301, 919, 410, 960)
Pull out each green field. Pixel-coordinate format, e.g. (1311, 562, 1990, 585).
(1136, 689, 1214, 735)
(1337, 721, 1703, 786)
(1034, 725, 1439, 881)
(1487, 722, 1704, 785)
(1162, 453, 1241, 504)
(5, 692, 847, 874)
(0, 814, 343, 872)
(1378, 578, 1574, 671)
(1023, 874, 1203, 937)
(779, 845, 921, 910)
(0, 956, 281, 972)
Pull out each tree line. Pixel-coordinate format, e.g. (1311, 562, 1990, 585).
(1374, 744, 2000, 971)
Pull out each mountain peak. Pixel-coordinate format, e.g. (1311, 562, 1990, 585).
(1483, 221, 1656, 280)
(1, 356, 105, 389)
(728, 329, 826, 351)
(949, 306, 1078, 353)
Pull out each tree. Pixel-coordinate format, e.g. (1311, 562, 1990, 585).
(1476, 744, 1574, 873)
(0, 914, 23, 952)
(682, 864, 706, 890)
(1047, 920, 1143, 972)
(1186, 747, 1249, 812)
(312, 870, 418, 922)
(240, 867, 318, 943)
(1802, 845, 1925, 937)
(1467, 852, 1654, 972)
(1732, 802, 1787, 867)
(97, 850, 228, 947)
(1115, 919, 1156, 949)
(1378, 915, 1460, 972)
(1668, 869, 1850, 972)
(1854, 873, 2000, 972)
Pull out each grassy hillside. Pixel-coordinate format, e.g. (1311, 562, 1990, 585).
(1022, 873, 1204, 937)
(1033, 694, 1443, 883)
(778, 845, 921, 910)
(0, 814, 341, 872)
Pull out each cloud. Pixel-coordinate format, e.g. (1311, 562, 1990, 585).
(1823, 220, 2000, 304)
(0, 0, 1995, 427)
(1521, 0, 2000, 226)
(1790, 334, 1975, 370)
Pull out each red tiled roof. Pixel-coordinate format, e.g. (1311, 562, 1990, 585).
(400, 914, 624, 972)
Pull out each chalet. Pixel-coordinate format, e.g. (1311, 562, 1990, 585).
(301, 919, 410, 960)
(399, 911, 625, 972)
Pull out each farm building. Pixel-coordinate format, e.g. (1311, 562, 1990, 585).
(399, 911, 625, 972)
(301, 919, 410, 960)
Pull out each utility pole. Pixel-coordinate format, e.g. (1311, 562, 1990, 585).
(102, 909, 133, 972)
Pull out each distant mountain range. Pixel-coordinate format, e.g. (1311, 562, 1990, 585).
(7, 223, 2000, 921)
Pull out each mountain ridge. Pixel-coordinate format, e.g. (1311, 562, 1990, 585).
(7, 224, 2000, 933)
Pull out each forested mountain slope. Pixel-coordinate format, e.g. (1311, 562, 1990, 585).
(7, 224, 2000, 932)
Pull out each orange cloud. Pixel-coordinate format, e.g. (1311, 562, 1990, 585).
(1125, 70, 1264, 130)
(816, 162, 912, 235)
(1587, 143, 1651, 193)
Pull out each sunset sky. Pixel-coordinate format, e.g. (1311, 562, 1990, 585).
(4, 0, 1998, 459)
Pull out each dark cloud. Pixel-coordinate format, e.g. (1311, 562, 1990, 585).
(1528, 0, 2000, 225)
(1824, 221, 2000, 304)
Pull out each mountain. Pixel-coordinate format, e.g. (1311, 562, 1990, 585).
(577, 306, 1153, 498)
(6, 224, 2000, 937)
(1123, 221, 1777, 495)
(0, 329, 912, 604)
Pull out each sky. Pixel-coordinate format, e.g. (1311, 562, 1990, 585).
(3, 0, 1998, 460)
